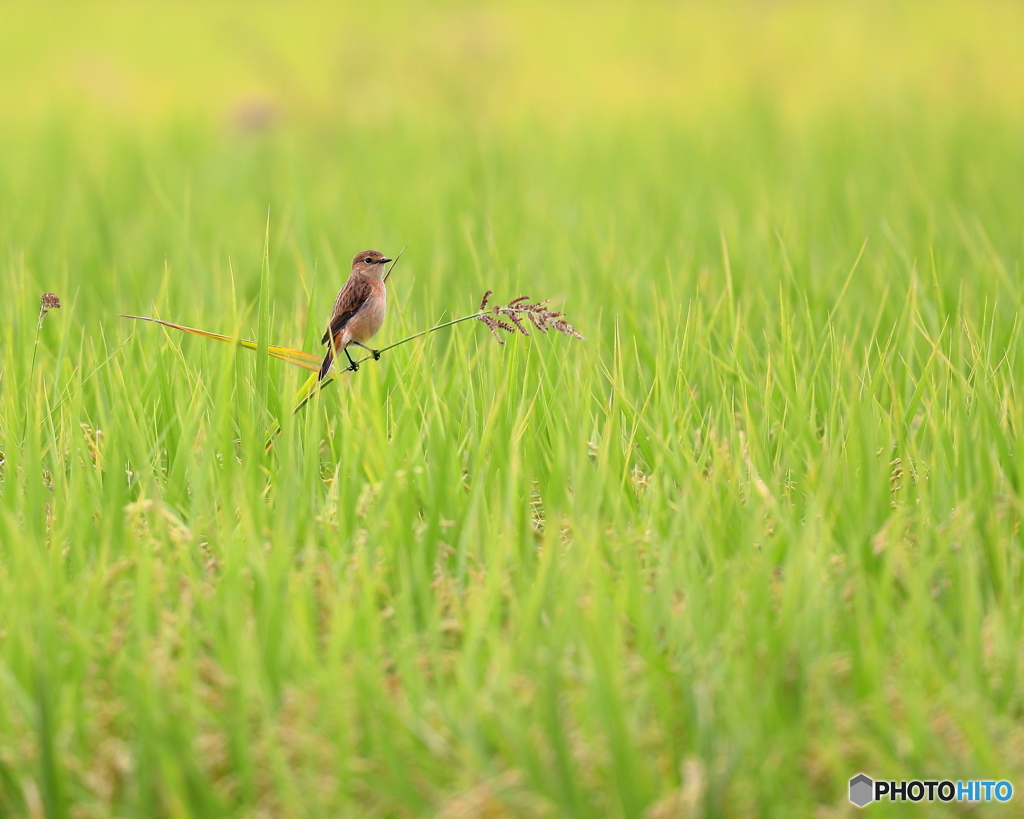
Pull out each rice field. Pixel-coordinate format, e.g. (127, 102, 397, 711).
(1, 2, 1024, 817)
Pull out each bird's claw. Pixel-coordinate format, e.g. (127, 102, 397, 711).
(347, 362, 359, 372)
(372, 350, 381, 361)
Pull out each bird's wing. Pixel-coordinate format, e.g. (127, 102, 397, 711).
(321, 309, 358, 345)
(320, 275, 373, 345)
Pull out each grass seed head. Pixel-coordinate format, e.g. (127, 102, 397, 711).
(40, 293, 61, 310)
(475, 290, 584, 344)
(37, 292, 61, 331)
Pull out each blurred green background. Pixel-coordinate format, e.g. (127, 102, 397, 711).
(2, 0, 1023, 333)
(2, 2, 1024, 818)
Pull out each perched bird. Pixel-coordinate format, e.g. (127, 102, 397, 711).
(318, 250, 391, 380)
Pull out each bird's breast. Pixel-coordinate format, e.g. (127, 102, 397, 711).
(344, 286, 386, 344)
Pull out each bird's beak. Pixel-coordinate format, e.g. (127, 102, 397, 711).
(380, 258, 392, 264)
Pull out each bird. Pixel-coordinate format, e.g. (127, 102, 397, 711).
(318, 250, 391, 381)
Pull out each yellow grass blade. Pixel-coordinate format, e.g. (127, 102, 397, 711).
(119, 314, 324, 372)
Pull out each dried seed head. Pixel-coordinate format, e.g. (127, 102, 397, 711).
(476, 290, 584, 345)
(476, 313, 507, 344)
(505, 312, 529, 336)
(37, 292, 62, 331)
(553, 319, 585, 339)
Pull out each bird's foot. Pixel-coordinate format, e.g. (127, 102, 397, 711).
(347, 362, 359, 372)
(372, 349, 381, 361)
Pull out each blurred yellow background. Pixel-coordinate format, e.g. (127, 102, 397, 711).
(4, 0, 1024, 131)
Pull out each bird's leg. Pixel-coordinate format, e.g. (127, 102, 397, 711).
(344, 348, 359, 371)
(351, 340, 381, 360)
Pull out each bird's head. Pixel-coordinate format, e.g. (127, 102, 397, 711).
(351, 250, 391, 279)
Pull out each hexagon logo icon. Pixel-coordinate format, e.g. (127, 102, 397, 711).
(849, 774, 874, 808)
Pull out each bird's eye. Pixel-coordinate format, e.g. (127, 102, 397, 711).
(364, 257, 373, 264)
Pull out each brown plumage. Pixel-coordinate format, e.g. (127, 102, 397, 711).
(318, 250, 391, 380)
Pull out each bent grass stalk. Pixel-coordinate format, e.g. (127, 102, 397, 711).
(294, 292, 584, 411)
(120, 291, 583, 448)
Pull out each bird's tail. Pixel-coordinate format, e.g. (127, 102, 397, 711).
(318, 348, 333, 381)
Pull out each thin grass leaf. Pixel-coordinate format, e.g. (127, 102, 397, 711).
(118, 315, 324, 371)
(255, 211, 272, 415)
